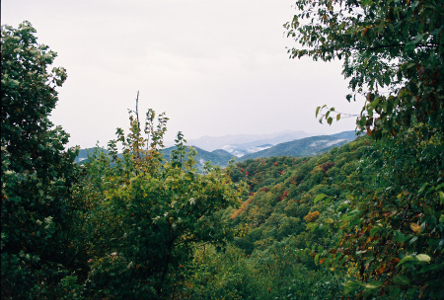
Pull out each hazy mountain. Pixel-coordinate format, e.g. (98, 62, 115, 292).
(222, 144, 273, 158)
(239, 130, 358, 161)
(329, 131, 361, 140)
(184, 130, 313, 152)
(75, 130, 359, 169)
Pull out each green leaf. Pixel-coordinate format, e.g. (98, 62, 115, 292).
(416, 254, 431, 263)
(393, 275, 410, 285)
(419, 262, 443, 274)
(370, 226, 381, 237)
(389, 287, 401, 298)
(396, 255, 414, 266)
(370, 97, 380, 109)
(396, 254, 431, 268)
(394, 231, 410, 243)
(435, 183, 444, 190)
(405, 62, 416, 69)
(412, 34, 424, 44)
(345, 194, 354, 200)
(324, 217, 334, 224)
(314, 193, 327, 203)
(365, 281, 383, 289)
(344, 281, 361, 295)
(418, 183, 429, 194)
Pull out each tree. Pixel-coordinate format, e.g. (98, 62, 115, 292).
(1, 21, 83, 299)
(285, 0, 444, 137)
(285, 1, 444, 298)
(81, 101, 246, 299)
(336, 127, 443, 299)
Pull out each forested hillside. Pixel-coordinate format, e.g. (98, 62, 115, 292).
(179, 137, 369, 299)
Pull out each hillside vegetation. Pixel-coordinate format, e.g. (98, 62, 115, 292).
(182, 136, 368, 299)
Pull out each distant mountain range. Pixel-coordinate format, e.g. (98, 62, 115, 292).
(184, 130, 314, 152)
(238, 130, 358, 161)
(222, 143, 273, 158)
(75, 130, 359, 170)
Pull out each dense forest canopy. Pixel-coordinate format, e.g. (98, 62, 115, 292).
(2, 0, 443, 298)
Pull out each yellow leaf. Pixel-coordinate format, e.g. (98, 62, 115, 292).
(410, 223, 421, 233)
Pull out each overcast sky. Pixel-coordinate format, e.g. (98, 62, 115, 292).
(2, 0, 364, 149)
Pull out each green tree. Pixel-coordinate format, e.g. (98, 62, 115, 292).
(285, 0, 443, 136)
(1, 21, 84, 299)
(285, 1, 444, 298)
(81, 104, 246, 299)
(336, 128, 443, 299)
(185, 244, 258, 299)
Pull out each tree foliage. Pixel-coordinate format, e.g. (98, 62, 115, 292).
(1, 22, 246, 300)
(79, 103, 246, 299)
(221, 139, 366, 298)
(285, 0, 444, 137)
(1, 21, 83, 299)
(286, 1, 444, 298)
(330, 127, 444, 299)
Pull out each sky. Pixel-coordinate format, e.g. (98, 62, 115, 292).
(2, 0, 364, 149)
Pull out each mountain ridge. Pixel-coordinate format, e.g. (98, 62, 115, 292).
(238, 130, 358, 161)
(183, 130, 314, 152)
(75, 130, 359, 169)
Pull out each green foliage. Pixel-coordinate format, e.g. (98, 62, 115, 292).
(185, 245, 258, 299)
(183, 138, 368, 299)
(1, 22, 83, 299)
(1, 22, 246, 300)
(80, 107, 246, 299)
(229, 138, 366, 254)
(325, 126, 444, 298)
(162, 146, 235, 171)
(75, 145, 235, 170)
(187, 239, 342, 300)
(285, 0, 444, 138)
(286, 1, 444, 298)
